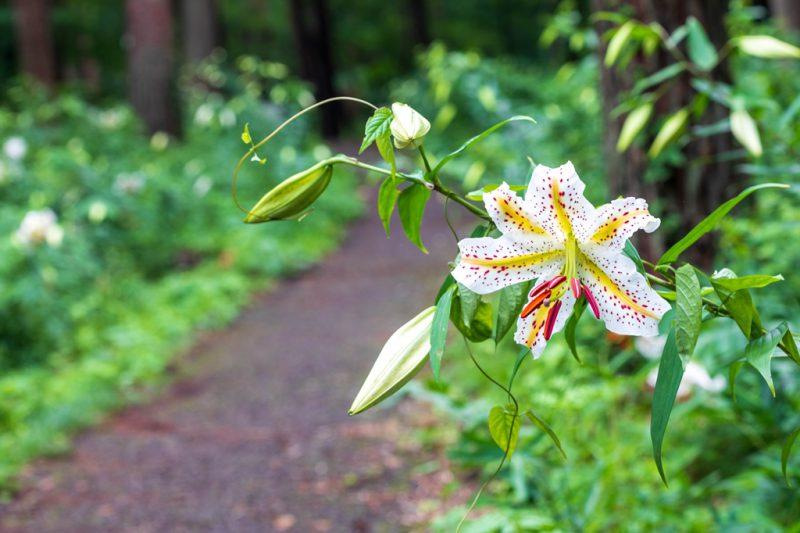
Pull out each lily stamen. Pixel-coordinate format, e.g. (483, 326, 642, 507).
(582, 282, 600, 319)
(570, 277, 582, 299)
(521, 289, 550, 318)
(543, 300, 562, 340)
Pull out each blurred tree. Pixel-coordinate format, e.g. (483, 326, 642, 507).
(291, 0, 340, 137)
(181, 0, 221, 64)
(407, 0, 431, 46)
(126, 0, 180, 136)
(11, 0, 57, 87)
(593, 0, 733, 265)
(770, 0, 800, 30)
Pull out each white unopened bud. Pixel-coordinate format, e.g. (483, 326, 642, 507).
(390, 103, 431, 149)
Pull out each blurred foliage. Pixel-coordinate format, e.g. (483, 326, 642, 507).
(0, 58, 362, 484)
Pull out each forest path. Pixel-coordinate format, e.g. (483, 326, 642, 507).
(0, 187, 471, 533)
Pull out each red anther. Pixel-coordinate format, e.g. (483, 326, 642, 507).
(570, 277, 582, 299)
(529, 279, 549, 299)
(546, 275, 567, 290)
(543, 299, 562, 340)
(582, 282, 600, 319)
(520, 289, 550, 318)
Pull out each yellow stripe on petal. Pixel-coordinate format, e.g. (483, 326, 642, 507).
(578, 251, 660, 319)
(551, 177, 574, 237)
(526, 305, 550, 347)
(495, 195, 548, 235)
(462, 249, 562, 269)
(591, 209, 650, 244)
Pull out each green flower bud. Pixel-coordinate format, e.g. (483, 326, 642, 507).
(390, 103, 431, 149)
(244, 161, 333, 223)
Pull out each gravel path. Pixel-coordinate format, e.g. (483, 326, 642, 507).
(0, 189, 471, 533)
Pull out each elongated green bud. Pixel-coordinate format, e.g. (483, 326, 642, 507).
(244, 161, 333, 223)
(349, 306, 435, 415)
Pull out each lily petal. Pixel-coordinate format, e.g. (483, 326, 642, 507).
(484, 182, 548, 239)
(524, 162, 596, 242)
(590, 197, 660, 250)
(577, 243, 670, 336)
(453, 235, 563, 294)
(514, 291, 576, 358)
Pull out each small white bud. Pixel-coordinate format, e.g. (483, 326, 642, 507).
(390, 103, 431, 149)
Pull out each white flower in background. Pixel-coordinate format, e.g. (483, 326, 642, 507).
(635, 334, 667, 360)
(194, 103, 214, 126)
(14, 209, 64, 248)
(193, 175, 213, 197)
(219, 108, 236, 128)
(647, 361, 726, 400)
(3, 137, 28, 161)
(114, 172, 145, 194)
(452, 162, 670, 358)
(390, 103, 431, 149)
(88, 201, 108, 223)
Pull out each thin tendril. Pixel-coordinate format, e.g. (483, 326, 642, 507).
(457, 337, 520, 533)
(443, 197, 460, 244)
(231, 96, 378, 218)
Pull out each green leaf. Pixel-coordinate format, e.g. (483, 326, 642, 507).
(650, 329, 683, 485)
(623, 240, 646, 276)
(648, 108, 689, 158)
(432, 116, 536, 175)
(782, 328, 800, 365)
(397, 183, 431, 253)
(525, 410, 567, 459)
(686, 16, 718, 71)
(728, 360, 746, 402)
(745, 322, 788, 397)
(488, 404, 520, 460)
(675, 265, 702, 364)
(359, 107, 393, 154)
(375, 134, 396, 173)
(564, 298, 587, 364)
(436, 274, 456, 303)
(241, 123, 252, 144)
(451, 297, 493, 342)
(658, 183, 790, 265)
(466, 183, 527, 202)
(712, 273, 783, 292)
(605, 21, 636, 67)
(494, 281, 530, 344)
(457, 283, 481, 326)
(617, 102, 653, 152)
(429, 286, 454, 382)
(782, 426, 800, 486)
(631, 63, 687, 96)
(377, 177, 400, 237)
(730, 107, 763, 157)
(737, 35, 800, 59)
(711, 271, 761, 339)
(349, 307, 435, 415)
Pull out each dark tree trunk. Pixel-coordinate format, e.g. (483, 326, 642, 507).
(290, 0, 340, 138)
(182, 0, 221, 64)
(771, 0, 800, 30)
(407, 0, 431, 46)
(11, 0, 57, 87)
(592, 0, 735, 267)
(126, 0, 181, 136)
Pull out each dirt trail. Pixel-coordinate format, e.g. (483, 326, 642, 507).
(0, 190, 471, 533)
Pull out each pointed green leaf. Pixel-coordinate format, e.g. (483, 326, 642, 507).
(359, 107, 393, 153)
(712, 273, 783, 292)
(429, 287, 454, 382)
(728, 360, 746, 402)
(617, 102, 653, 152)
(525, 409, 567, 459)
(730, 107, 763, 157)
(494, 281, 530, 344)
(605, 21, 636, 67)
(649, 108, 689, 158)
(711, 271, 761, 339)
(457, 283, 481, 326)
(466, 183, 527, 202)
(658, 183, 790, 265)
(377, 176, 400, 236)
(397, 183, 431, 253)
(349, 307, 435, 415)
(782, 426, 800, 486)
(687, 16, 718, 71)
(565, 298, 587, 364)
(623, 240, 646, 276)
(450, 296, 493, 343)
(745, 322, 788, 397)
(488, 404, 520, 460)
(631, 63, 687, 96)
(650, 329, 683, 485)
(737, 35, 800, 59)
(675, 265, 702, 364)
(782, 328, 800, 366)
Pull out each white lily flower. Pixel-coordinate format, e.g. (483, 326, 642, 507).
(390, 103, 431, 149)
(451, 162, 670, 358)
(646, 361, 726, 399)
(14, 209, 64, 248)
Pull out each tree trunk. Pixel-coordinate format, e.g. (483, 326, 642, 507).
(770, 0, 800, 31)
(126, 0, 181, 136)
(290, 0, 340, 138)
(181, 0, 221, 64)
(592, 0, 734, 267)
(407, 0, 431, 47)
(11, 0, 57, 87)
